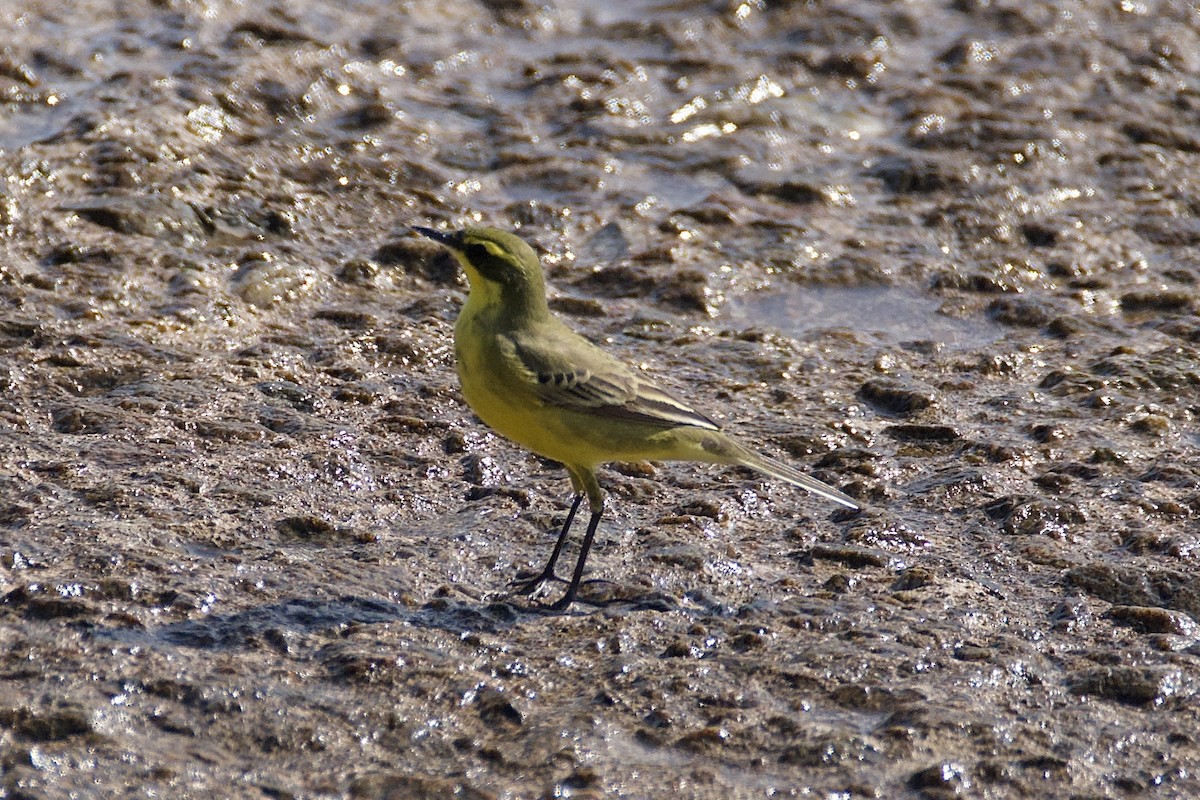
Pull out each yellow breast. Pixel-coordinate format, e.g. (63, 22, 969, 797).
(454, 313, 578, 466)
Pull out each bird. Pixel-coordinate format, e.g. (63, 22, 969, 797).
(414, 225, 860, 609)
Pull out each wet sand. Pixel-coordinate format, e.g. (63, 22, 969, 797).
(2, 0, 1199, 797)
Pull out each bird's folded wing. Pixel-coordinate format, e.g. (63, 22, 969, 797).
(505, 329, 719, 430)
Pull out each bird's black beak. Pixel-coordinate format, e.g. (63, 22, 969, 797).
(412, 226, 459, 247)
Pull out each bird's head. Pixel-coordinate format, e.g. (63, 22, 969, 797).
(414, 226, 548, 319)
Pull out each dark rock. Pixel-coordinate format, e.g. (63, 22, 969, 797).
(859, 378, 935, 416)
(0, 702, 94, 742)
(1104, 605, 1197, 637)
(809, 544, 900, 569)
(885, 424, 960, 443)
(1069, 666, 1178, 706)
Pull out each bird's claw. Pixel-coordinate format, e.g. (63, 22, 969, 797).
(505, 571, 568, 599)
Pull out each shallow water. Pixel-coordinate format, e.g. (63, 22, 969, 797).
(724, 285, 1006, 348)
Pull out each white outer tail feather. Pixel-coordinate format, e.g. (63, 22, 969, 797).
(746, 451, 860, 509)
(722, 438, 860, 510)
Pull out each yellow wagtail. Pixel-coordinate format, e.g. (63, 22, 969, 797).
(414, 226, 860, 609)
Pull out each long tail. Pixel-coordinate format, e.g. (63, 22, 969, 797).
(697, 432, 861, 510)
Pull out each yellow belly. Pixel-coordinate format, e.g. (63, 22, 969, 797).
(460, 370, 571, 461)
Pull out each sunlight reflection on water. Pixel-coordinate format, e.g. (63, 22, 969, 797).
(723, 286, 1004, 348)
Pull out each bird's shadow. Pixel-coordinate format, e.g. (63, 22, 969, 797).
(85, 585, 689, 653)
(88, 594, 548, 653)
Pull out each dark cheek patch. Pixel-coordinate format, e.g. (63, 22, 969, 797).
(465, 244, 511, 284)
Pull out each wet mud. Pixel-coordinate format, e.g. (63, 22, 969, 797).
(2, 0, 1199, 797)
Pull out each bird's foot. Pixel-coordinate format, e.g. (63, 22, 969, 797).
(548, 591, 579, 612)
(506, 575, 629, 613)
(544, 578, 625, 611)
(551, 582, 677, 612)
(505, 570, 569, 599)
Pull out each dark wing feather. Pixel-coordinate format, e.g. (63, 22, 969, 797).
(506, 323, 719, 431)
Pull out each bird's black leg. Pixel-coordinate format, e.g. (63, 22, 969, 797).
(506, 493, 583, 597)
(550, 506, 603, 611)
